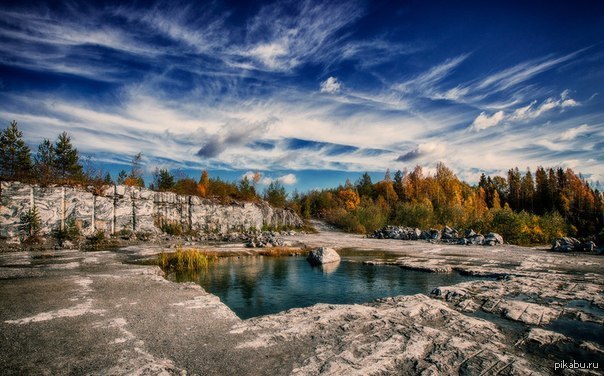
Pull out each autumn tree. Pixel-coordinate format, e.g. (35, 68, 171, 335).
(374, 172, 398, 204)
(197, 170, 210, 197)
(338, 187, 360, 210)
(173, 178, 198, 196)
(124, 153, 145, 187)
(0, 121, 32, 181)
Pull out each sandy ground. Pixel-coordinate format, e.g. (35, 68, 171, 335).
(0, 224, 603, 375)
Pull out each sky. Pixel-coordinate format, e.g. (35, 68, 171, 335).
(1, 0, 603, 192)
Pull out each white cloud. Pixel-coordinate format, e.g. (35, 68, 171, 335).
(559, 124, 589, 141)
(320, 77, 342, 94)
(396, 142, 446, 162)
(276, 173, 297, 185)
(470, 111, 505, 131)
(470, 90, 581, 131)
(245, 172, 297, 186)
(508, 91, 579, 121)
(248, 42, 290, 70)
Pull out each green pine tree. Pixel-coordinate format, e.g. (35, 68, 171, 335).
(117, 170, 127, 185)
(34, 138, 55, 185)
(54, 132, 83, 183)
(0, 120, 32, 181)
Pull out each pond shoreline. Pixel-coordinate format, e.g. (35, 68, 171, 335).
(0, 227, 602, 375)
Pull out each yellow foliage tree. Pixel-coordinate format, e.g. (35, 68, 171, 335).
(338, 188, 360, 210)
(197, 170, 210, 197)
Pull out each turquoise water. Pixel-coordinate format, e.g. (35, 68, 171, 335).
(170, 254, 482, 319)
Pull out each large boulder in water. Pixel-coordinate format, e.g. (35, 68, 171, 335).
(307, 247, 341, 265)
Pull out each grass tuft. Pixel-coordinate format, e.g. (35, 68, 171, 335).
(257, 247, 305, 257)
(157, 248, 218, 272)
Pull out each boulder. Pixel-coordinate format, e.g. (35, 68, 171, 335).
(467, 234, 485, 245)
(441, 226, 458, 240)
(577, 241, 595, 252)
(307, 247, 341, 265)
(484, 233, 504, 246)
(551, 237, 581, 252)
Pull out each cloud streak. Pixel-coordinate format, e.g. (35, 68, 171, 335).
(0, 1, 602, 187)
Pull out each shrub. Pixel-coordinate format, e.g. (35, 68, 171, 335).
(157, 248, 217, 272)
(257, 247, 304, 256)
(87, 230, 106, 245)
(20, 206, 41, 240)
(160, 221, 183, 236)
(53, 216, 80, 246)
(391, 201, 434, 229)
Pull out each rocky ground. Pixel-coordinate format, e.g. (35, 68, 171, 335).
(0, 223, 602, 375)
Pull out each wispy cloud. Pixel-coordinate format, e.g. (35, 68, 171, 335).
(0, 1, 602, 187)
(392, 54, 469, 97)
(558, 124, 590, 141)
(474, 50, 587, 93)
(235, 0, 363, 71)
(469, 91, 580, 131)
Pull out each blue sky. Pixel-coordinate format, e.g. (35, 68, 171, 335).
(1, 0, 603, 192)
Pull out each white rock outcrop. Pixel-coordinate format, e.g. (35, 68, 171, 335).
(0, 181, 303, 239)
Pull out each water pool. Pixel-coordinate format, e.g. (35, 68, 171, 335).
(169, 254, 482, 319)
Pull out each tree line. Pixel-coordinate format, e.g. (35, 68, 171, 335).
(289, 163, 604, 245)
(2, 120, 603, 244)
(0, 121, 288, 207)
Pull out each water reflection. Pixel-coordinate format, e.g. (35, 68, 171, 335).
(170, 255, 481, 319)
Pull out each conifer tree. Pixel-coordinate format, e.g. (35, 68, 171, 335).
(0, 121, 32, 181)
(53, 132, 83, 182)
(34, 139, 55, 185)
(116, 170, 127, 185)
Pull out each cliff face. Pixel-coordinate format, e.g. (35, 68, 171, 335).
(0, 182, 303, 239)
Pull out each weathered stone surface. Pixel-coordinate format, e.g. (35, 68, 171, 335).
(467, 234, 485, 245)
(1, 220, 603, 375)
(441, 226, 458, 240)
(245, 232, 285, 248)
(232, 295, 537, 375)
(526, 328, 569, 346)
(366, 257, 454, 273)
(371, 226, 507, 247)
(484, 232, 504, 246)
(551, 237, 581, 252)
(0, 181, 303, 239)
(306, 247, 340, 265)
